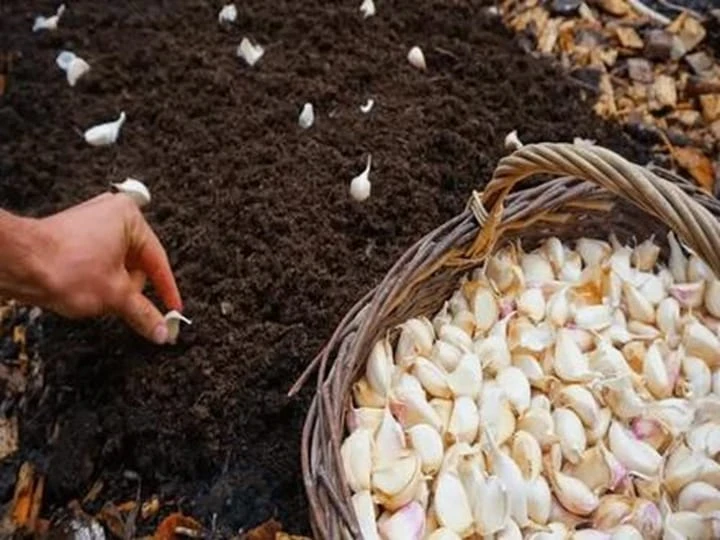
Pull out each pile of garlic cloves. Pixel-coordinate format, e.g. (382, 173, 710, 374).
(342, 232, 720, 540)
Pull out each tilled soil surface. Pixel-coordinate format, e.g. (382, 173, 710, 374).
(1, 0, 649, 535)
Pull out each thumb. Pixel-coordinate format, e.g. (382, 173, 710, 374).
(117, 291, 169, 344)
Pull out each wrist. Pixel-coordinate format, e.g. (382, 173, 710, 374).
(0, 211, 55, 304)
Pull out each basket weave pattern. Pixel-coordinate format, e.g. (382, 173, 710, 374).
(289, 142, 720, 539)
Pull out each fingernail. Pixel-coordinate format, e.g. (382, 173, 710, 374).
(152, 322, 169, 345)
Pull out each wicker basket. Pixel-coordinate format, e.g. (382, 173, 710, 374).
(289, 142, 720, 539)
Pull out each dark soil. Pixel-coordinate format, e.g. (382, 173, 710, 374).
(1, 0, 650, 536)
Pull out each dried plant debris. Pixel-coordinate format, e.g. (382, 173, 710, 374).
(501, 0, 720, 193)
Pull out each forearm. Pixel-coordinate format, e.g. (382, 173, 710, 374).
(0, 210, 51, 304)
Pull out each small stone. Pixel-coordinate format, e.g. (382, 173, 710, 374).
(685, 52, 714, 75)
(627, 58, 653, 84)
(648, 75, 677, 112)
(644, 30, 674, 61)
(700, 94, 720, 123)
(551, 0, 581, 16)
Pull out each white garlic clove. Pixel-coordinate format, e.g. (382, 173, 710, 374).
(576, 238, 611, 267)
(67, 56, 90, 86)
(451, 309, 475, 337)
(570, 530, 611, 540)
(622, 281, 655, 324)
(546, 287, 570, 327)
(412, 357, 451, 398)
(446, 353, 482, 399)
(511, 430, 542, 481)
(351, 490, 381, 540)
(554, 384, 600, 427)
(407, 46, 426, 70)
(359, 0, 376, 18)
(407, 424, 444, 475)
(395, 317, 434, 367)
(366, 338, 394, 398)
(705, 279, 720, 318)
(390, 386, 443, 432)
(164, 310, 191, 344)
(475, 334, 512, 375)
(484, 428, 529, 526)
(553, 329, 596, 382)
(527, 475, 552, 525)
(636, 273, 666, 306)
(33, 4, 65, 32)
(687, 422, 720, 458)
(468, 473, 511, 535)
(426, 528, 461, 540)
(350, 154, 372, 202)
(84, 111, 126, 146)
(372, 451, 424, 511)
(518, 288, 546, 324)
(521, 253, 555, 285)
(632, 237, 660, 271)
(586, 407, 612, 445)
(298, 102, 314, 129)
(670, 281, 706, 309)
(218, 3, 237, 23)
(518, 407, 557, 450)
(378, 501, 425, 540)
(341, 428, 373, 493)
(683, 355, 712, 399)
(504, 130, 523, 151)
(574, 304, 613, 331)
(439, 324, 472, 351)
(643, 341, 673, 399)
(688, 255, 714, 282)
(657, 297, 680, 337)
(599, 376, 646, 420)
(496, 518, 522, 540)
(374, 408, 405, 465)
(677, 481, 720, 512)
(609, 524, 643, 540)
(668, 231, 688, 283)
(346, 407, 384, 434)
(552, 408, 587, 465)
(360, 98, 375, 114)
(496, 366, 531, 415)
(589, 339, 632, 378)
(111, 178, 151, 208)
(663, 511, 720, 540)
(431, 340, 463, 372)
(559, 251, 583, 282)
(544, 453, 599, 516)
(430, 398, 453, 436)
(564, 441, 625, 494)
(468, 282, 499, 335)
(683, 321, 720, 367)
(607, 421, 662, 477)
(433, 471, 474, 537)
(236, 37, 264, 66)
(512, 353, 552, 391)
(447, 396, 479, 444)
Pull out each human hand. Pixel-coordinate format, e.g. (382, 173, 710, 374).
(25, 193, 182, 344)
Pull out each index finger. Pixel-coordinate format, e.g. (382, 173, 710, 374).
(131, 219, 183, 311)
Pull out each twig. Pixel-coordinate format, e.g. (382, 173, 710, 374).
(627, 0, 671, 25)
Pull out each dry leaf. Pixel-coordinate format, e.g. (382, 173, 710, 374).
(616, 27, 643, 49)
(539, 18, 562, 54)
(11, 463, 35, 528)
(597, 0, 629, 16)
(649, 75, 677, 111)
(244, 519, 283, 540)
(154, 513, 203, 540)
(674, 146, 715, 192)
(668, 13, 706, 56)
(0, 416, 18, 461)
(82, 480, 104, 505)
(594, 72, 618, 118)
(511, 6, 549, 33)
(699, 94, 720, 122)
(142, 496, 161, 520)
(97, 502, 126, 538)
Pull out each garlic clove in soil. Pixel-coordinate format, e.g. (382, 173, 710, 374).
(298, 102, 314, 129)
(56, 51, 90, 87)
(164, 310, 192, 344)
(84, 112, 126, 147)
(504, 130, 523, 151)
(33, 4, 66, 32)
(359, 0, 376, 18)
(218, 3, 237, 24)
(111, 178, 151, 208)
(407, 46, 426, 70)
(350, 154, 372, 202)
(360, 98, 375, 114)
(237, 37, 264, 66)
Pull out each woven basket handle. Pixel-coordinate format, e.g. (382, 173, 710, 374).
(478, 142, 720, 275)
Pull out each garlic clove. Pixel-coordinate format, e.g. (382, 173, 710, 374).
(465, 472, 511, 535)
(677, 481, 720, 512)
(513, 353, 553, 391)
(431, 340, 463, 372)
(111, 178, 151, 208)
(560, 251, 583, 282)
(630, 416, 672, 453)
(407, 46, 426, 70)
(478, 381, 512, 444)
(347, 407, 384, 434)
(359, 98, 375, 114)
(84, 111, 126, 146)
(390, 385, 443, 432)
(351, 490, 381, 540)
(497, 519, 522, 540)
(565, 441, 626, 494)
(341, 428, 373, 493)
(372, 451, 423, 511)
(644, 341, 673, 399)
(670, 281, 705, 309)
(518, 288, 546, 324)
(433, 471, 474, 537)
(574, 304, 613, 331)
(33, 4, 65, 32)
(552, 407, 587, 465)
(668, 231, 688, 283)
(644, 398, 695, 437)
(632, 237, 660, 272)
(521, 253, 555, 285)
(589, 340, 632, 379)
(439, 324, 472, 351)
(625, 499, 663, 540)
(396, 317, 434, 367)
(622, 281, 655, 324)
(592, 495, 633, 531)
(298, 102, 314, 129)
(570, 530, 611, 540)
(474, 335, 511, 375)
(657, 297, 680, 337)
(586, 407, 612, 445)
(683, 355, 712, 399)
(56, 51, 76, 71)
(164, 310, 191, 344)
(607, 421, 662, 477)
(359, 0, 376, 18)
(427, 528, 461, 540)
(374, 408, 406, 464)
(446, 353, 482, 399)
(598, 376, 646, 420)
(543, 237, 565, 271)
(527, 475, 552, 525)
(378, 501, 425, 540)
(451, 309, 475, 337)
(543, 453, 599, 516)
(412, 357, 451, 398)
(663, 511, 720, 540)
(576, 238, 611, 267)
(366, 337, 394, 398)
(429, 398, 453, 436)
(407, 424, 444, 475)
(554, 384, 600, 427)
(518, 407, 557, 450)
(683, 321, 720, 367)
(511, 430, 542, 481)
(546, 287, 570, 327)
(468, 282, 500, 335)
(504, 130, 523, 151)
(237, 37, 264, 66)
(688, 255, 714, 282)
(484, 428, 529, 526)
(447, 396, 479, 444)
(705, 280, 720, 318)
(687, 422, 720, 458)
(350, 154, 372, 202)
(354, 377, 387, 408)
(56, 52, 90, 87)
(218, 3, 237, 23)
(553, 329, 596, 382)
